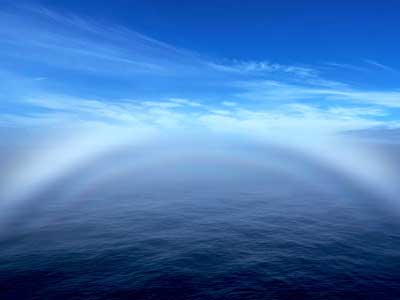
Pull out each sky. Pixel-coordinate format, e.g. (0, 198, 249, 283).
(1, 0, 400, 136)
(2, 0, 400, 208)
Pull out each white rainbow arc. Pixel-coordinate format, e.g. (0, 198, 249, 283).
(1, 128, 399, 214)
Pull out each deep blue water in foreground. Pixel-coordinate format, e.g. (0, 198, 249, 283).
(1, 155, 400, 300)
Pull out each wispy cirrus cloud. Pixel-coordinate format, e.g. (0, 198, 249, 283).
(1, 3, 400, 137)
(0, 92, 393, 138)
(207, 60, 316, 77)
(0, 4, 204, 76)
(236, 80, 400, 109)
(324, 62, 369, 72)
(364, 59, 397, 72)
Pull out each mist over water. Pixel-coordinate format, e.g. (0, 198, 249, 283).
(1, 128, 400, 299)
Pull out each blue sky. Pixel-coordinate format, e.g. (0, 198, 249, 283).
(1, 0, 400, 135)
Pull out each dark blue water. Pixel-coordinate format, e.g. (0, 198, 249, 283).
(1, 155, 400, 300)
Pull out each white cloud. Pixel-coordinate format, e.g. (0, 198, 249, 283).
(324, 62, 369, 72)
(1, 4, 399, 137)
(221, 101, 237, 107)
(169, 98, 203, 107)
(364, 59, 397, 72)
(1, 93, 393, 137)
(208, 60, 316, 77)
(0, 4, 202, 76)
(235, 80, 400, 108)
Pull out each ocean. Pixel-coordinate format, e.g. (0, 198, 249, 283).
(1, 138, 400, 299)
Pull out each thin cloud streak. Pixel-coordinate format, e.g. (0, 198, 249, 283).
(364, 59, 397, 72)
(236, 80, 400, 108)
(207, 60, 317, 78)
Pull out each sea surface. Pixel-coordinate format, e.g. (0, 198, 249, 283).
(1, 141, 400, 299)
